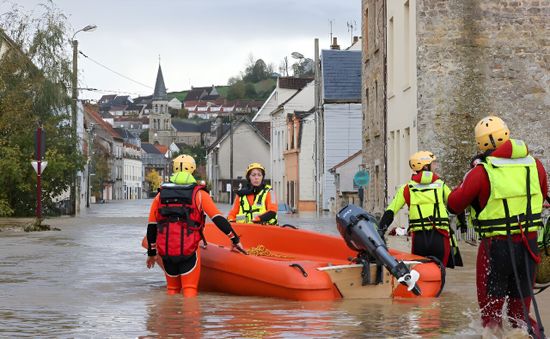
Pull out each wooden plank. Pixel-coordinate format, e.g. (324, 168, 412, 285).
(320, 264, 394, 299)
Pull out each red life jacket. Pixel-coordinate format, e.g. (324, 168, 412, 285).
(156, 183, 206, 259)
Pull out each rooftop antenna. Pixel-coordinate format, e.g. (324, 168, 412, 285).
(347, 20, 357, 45)
(329, 19, 334, 45)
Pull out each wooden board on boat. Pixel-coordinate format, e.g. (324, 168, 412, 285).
(318, 264, 393, 299)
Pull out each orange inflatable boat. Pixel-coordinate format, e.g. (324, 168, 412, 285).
(143, 223, 445, 301)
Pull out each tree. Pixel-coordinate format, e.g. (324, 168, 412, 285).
(0, 2, 84, 216)
(145, 169, 162, 193)
(292, 57, 314, 78)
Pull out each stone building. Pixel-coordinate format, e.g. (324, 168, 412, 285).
(362, 0, 387, 219)
(362, 0, 549, 226)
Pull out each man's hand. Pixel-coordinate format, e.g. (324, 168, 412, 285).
(146, 255, 157, 269)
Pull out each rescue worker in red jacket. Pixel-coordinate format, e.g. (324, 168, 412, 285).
(228, 162, 278, 225)
(448, 116, 547, 337)
(378, 151, 465, 268)
(146, 154, 245, 297)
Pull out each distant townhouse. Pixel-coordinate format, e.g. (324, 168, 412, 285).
(253, 77, 313, 205)
(206, 118, 271, 203)
(319, 48, 363, 211)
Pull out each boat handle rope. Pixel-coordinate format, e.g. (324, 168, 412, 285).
(281, 224, 298, 229)
(289, 263, 308, 277)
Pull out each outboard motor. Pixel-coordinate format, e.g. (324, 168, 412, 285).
(336, 204, 421, 296)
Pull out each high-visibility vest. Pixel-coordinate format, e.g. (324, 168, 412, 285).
(408, 172, 450, 233)
(236, 185, 277, 225)
(472, 139, 543, 238)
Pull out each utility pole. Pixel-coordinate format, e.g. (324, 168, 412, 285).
(71, 38, 78, 215)
(70, 24, 96, 216)
(229, 110, 234, 203)
(314, 38, 320, 215)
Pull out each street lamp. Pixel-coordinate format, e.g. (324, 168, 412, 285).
(70, 24, 96, 215)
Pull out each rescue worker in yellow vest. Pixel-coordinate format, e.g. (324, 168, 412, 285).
(228, 162, 278, 225)
(448, 116, 547, 338)
(378, 151, 466, 268)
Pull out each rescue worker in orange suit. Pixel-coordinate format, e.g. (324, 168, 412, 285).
(448, 116, 547, 338)
(228, 162, 278, 225)
(378, 151, 466, 268)
(146, 154, 246, 297)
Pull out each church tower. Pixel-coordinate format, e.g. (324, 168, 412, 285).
(149, 63, 172, 145)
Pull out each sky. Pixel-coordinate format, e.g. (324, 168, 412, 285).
(4, 0, 361, 101)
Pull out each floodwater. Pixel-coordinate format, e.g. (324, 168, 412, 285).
(0, 199, 548, 338)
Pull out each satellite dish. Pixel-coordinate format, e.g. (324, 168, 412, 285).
(291, 52, 304, 59)
(353, 169, 370, 186)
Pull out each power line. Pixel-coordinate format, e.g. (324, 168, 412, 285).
(79, 50, 153, 90)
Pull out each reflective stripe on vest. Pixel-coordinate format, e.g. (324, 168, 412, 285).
(236, 185, 278, 225)
(473, 150, 543, 238)
(408, 178, 450, 232)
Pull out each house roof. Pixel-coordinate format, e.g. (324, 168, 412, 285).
(171, 119, 211, 133)
(184, 86, 219, 101)
(207, 117, 270, 152)
(83, 104, 124, 141)
(252, 121, 270, 142)
(321, 49, 362, 103)
(114, 127, 137, 140)
(154, 144, 168, 154)
(141, 143, 162, 154)
(329, 150, 362, 172)
(278, 77, 313, 90)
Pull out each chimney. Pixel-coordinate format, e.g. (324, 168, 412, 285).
(353, 36, 359, 43)
(330, 37, 340, 50)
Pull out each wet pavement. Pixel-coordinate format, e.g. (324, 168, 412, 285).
(0, 199, 548, 338)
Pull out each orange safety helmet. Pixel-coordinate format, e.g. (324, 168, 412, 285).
(172, 154, 196, 174)
(245, 162, 265, 178)
(409, 151, 436, 172)
(474, 116, 510, 151)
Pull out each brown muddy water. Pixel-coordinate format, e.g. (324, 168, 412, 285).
(0, 199, 548, 338)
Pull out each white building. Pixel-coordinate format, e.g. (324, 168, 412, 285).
(320, 49, 363, 211)
(253, 77, 313, 202)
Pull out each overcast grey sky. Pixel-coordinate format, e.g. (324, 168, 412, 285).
(4, 0, 361, 100)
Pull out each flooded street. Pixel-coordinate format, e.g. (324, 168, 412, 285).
(1, 199, 548, 338)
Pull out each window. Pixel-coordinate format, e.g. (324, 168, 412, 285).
(404, 0, 410, 87)
(364, 7, 369, 55)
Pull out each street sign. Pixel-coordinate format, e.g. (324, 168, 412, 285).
(353, 169, 370, 187)
(31, 161, 48, 174)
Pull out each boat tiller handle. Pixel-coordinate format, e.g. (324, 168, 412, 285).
(289, 263, 308, 277)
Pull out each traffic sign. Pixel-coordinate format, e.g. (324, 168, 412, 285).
(353, 169, 370, 186)
(31, 161, 48, 174)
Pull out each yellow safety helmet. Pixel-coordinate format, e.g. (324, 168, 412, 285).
(409, 151, 436, 172)
(474, 116, 510, 151)
(172, 154, 196, 174)
(245, 162, 265, 178)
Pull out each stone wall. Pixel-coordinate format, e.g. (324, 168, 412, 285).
(362, 0, 387, 217)
(416, 0, 549, 186)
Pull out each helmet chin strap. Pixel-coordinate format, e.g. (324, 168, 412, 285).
(489, 134, 497, 148)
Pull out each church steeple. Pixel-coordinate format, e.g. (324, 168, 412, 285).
(153, 63, 167, 100)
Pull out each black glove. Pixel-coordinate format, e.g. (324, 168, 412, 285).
(456, 212, 467, 234)
(378, 210, 394, 236)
